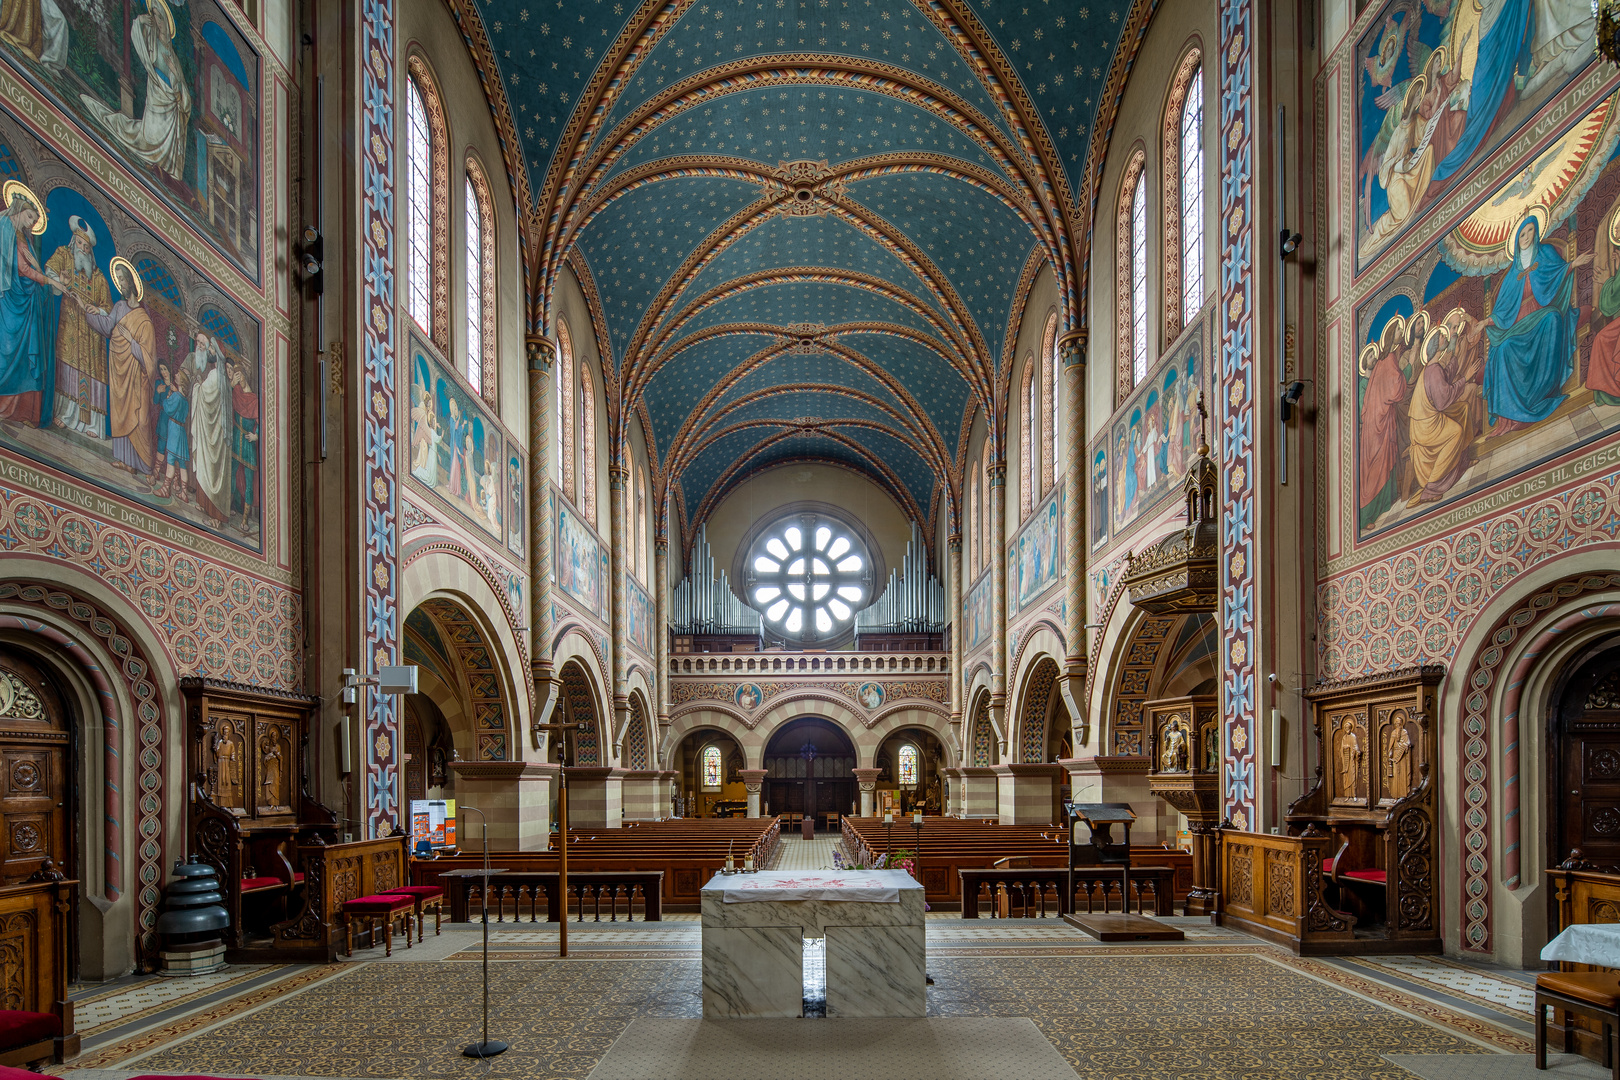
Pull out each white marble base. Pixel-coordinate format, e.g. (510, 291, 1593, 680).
(826, 924, 926, 1017)
(701, 925, 804, 1018)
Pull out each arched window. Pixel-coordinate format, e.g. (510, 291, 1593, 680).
(1115, 147, 1148, 401)
(579, 366, 597, 527)
(978, 449, 988, 572)
(636, 465, 649, 583)
(701, 746, 722, 790)
(748, 512, 870, 642)
(968, 470, 979, 575)
(898, 744, 919, 787)
(557, 320, 574, 500)
(404, 57, 448, 351)
(464, 159, 496, 400)
(1041, 311, 1058, 495)
(1164, 48, 1205, 340)
(1020, 357, 1037, 519)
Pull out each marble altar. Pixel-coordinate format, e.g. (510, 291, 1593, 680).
(700, 870, 926, 1018)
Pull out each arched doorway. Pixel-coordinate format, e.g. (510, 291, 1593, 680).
(874, 726, 946, 815)
(1550, 639, 1620, 871)
(670, 728, 747, 817)
(763, 717, 855, 825)
(0, 646, 78, 972)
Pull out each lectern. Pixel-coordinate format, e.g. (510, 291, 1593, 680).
(1062, 802, 1182, 941)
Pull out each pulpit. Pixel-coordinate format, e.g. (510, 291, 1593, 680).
(1144, 695, 1220, 915)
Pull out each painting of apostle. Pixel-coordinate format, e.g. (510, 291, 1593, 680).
(229, 360, 258, 533)
(85, 256, 159, 480)
(0, 181, 61, 425)
(1355, 89, 1620, 535)
(46, 215, 109, 438)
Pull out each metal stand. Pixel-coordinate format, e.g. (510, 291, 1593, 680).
(460, 807, 508, 1058)
(535, 719, 589, 959)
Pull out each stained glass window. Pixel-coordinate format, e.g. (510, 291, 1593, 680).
(463, 175, 483, 395)
(1180, 69, 1206, 327)
(557, 321, 573, 497)
(749, 513, 868, 641)
(405, 76, 432, 336)
(898, 744, 918, 787)
(1131, 175, 1149, 386)
(702, 746, 722, 789)
(580, 367, 596, 525)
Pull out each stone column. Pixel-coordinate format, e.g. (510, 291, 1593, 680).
(853, 767, 880, 818)
(609, 465, 630, 756)
(739, 769, 767, 818)
(987, 459, 1008, 757)
(526, 336, 560, 746)
(449, 761, 558, 848)
(654, 535, 670, 750)
(994, 763, 1065, 825)
(566, 766, 625, 830)
(1056, 328, 1089, 745)
(947, 532, 963, 756)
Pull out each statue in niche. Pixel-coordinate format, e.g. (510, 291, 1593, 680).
(1337, 722, 1365, 800)
(213, 725, 242, 808)
(259, 735, 283, 808)
(1385, 725, 1414, 801)
(1160, 719, 1189, 772)
(1201, 722, 1219, 773)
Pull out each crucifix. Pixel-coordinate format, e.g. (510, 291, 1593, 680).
(534, 719, 591, 957)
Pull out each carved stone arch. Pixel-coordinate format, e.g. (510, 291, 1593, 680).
(557, 656, 607, 766)
(1011, 656, 1061, 764)
(860, 708, 959, 770)
(663, 709, 761, 768)
(623, 688, 655, 770)
(752, 696, 866, 763)
(968, 688, 997, 768)
(413, 597, 517, 763)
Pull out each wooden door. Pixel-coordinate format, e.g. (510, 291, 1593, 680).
(1554, 647, 1620, 869)
(0, 650, 71, 883)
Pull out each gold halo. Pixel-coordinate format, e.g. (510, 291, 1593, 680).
(147, 0, 175, 40)
(2, 180, 45, 235)
(1607, 206, 1620, 249)
(1426, 45, 1448, 76)
(108, 256, 141, 302)
(1359, 342, 1380, 377)
(1378, 314, 1407, 351)
(1443, 306, 1469, 329)
(1421, 324, 1452, 367)
(1405, 308, 1431, 347)
(1508, 204, 1550, 257)
(1404, 74, 1428, 113)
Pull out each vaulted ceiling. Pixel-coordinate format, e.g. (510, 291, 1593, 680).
(457, 0, 1143, 536)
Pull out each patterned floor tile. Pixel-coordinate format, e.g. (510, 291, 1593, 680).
(1347, 955, 1539, 1017)
(74, 967, 275, 1033)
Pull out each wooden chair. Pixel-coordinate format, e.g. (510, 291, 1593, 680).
(1536, 971, 1620, 1078)
(341, 894, 415, 957)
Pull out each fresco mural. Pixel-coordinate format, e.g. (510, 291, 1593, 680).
(0, 106, 261, 548)
(627, 575, 653, 656)
(1356, 0, 1596, 273)
(556, 494, 607, 614)
(506, 450, 525, 559)
(1096, 307, 1211, 541)
(1355, 88, 1620, 536)
(964, 570, 992, 652)
(1010, 485, 1063, 612)
(409, 339, 504, 541)
(0, 0, 261, 280)
(1091, 447, 1108, 548)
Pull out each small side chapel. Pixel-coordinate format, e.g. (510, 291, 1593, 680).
(0, 0, 1618, 1076)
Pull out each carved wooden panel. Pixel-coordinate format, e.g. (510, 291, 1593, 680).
(331, 856, 360, 907)
(1329, 708, 1369, 808)
(253, 719, 294, 817)
(0, 909, 37, 1011)
(674, 869, 703, 896)
(206, 713, 250, 813)
(1227, 843, 1253, 906)
(371, 851, 400, 893)
(1374, 705, 1422, 807)
(1265, 847, 1295, 917)
(4, 752, 46, 799)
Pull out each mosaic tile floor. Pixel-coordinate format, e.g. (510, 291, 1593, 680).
(1345, 955, 1539, 1018)
(54, 942, 1538, 1080)
(772, 834, 841, 870)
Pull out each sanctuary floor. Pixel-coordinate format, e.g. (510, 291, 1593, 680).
(48, 838, 1592, 1080)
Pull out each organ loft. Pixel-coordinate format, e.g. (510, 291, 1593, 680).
(0, 0, 1617, 1076)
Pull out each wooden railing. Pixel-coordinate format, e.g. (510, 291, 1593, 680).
(958, 867, 1176, 919)
(670, 652, 948, 674)
(449, 871, 664, 923)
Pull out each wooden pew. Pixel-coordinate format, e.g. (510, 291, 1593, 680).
(1545, 857, 1620, 1066)
(1217, 826, 1354, 953)
(0, 871, 77, 1065)
(269, 835, 409, 960)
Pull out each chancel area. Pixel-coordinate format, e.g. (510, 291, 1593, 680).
(5, 0, 1620, 1077)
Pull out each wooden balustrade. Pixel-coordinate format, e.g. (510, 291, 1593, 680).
(957, 867, 1176, 919)
(670, 652, 948, 675)
(451, 871, 665, 923)
(1218, 827, 1355, 954)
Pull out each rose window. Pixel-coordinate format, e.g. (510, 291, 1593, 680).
(746, 515, 871, 642)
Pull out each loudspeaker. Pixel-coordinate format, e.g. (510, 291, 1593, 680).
(379, 665, 419, 694)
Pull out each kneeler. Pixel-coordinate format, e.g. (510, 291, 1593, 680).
(385, 884, 445, 942)
(341, 893, 416, 957)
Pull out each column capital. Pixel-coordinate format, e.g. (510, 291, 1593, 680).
(526, 334, 558, 371)
(609, 464, 630, 489)
(738, 768, 767, 794)
(947, 533, 962, 553)
(1056, 327, 1088, 366)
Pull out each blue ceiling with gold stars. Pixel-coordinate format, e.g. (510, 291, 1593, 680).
(467, 0, 1138, 529)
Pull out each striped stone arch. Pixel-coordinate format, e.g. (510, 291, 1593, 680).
(399, 547, 528, 742)
(860, 708, 959, 769)
(751, 694, 868, 760)
(1012, 656, 1061, 764)
(962, 663, 995, 762)
(558, 657, 607, 766)
(415, 599, 515, 762)
(968, 690, 997, 768)
(664, 708, 761, 767)
(624, 689, 655, 771)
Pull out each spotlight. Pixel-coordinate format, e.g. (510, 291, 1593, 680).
(300, 226, 325, 295)
(1280, 229, 1302, 257)
(1279, 381, 1305, 423)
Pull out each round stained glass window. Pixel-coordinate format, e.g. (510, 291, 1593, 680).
(746, 514, 872, 643)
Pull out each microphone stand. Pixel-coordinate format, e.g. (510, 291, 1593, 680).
(459, 806, 507, 1058)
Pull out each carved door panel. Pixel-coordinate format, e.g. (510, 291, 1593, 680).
(1328, 708, 1370, 808)
(252, 719, 293, 818)
(1555, 648, 1620, 868)
(205, 713, 250, 813)
(1373, 706, 1421, 808)
(0, 652, 71, 885)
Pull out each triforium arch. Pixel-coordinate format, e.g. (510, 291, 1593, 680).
(622, 688, 656, 771)
(1012, 656, 1062, 764)
(555, 658, 606, 766)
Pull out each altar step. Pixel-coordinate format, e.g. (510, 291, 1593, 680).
(586, 1017, 1079, 1079)
(1061, 912, 1186, 941)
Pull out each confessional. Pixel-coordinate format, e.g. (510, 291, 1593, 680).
(1223, 666, 1441, 954)
(185, 679, 407, 961)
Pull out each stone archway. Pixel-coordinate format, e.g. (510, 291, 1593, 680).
(762, 717, 858, 825)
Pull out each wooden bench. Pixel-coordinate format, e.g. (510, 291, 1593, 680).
(0, 872, 76, 1066)
(1545, 859, 1620, 1068)
(958, 866, 1177, 919)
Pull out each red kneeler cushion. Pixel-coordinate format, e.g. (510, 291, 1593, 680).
(1342, 869, 1388, 884)
(239, 876, 283, 891)
(387, 885, 443, 899)
(343, 893, 414, 911)
(0, 1010, 60, 1048)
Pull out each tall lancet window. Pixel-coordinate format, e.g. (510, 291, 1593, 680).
(898, 744, 919, 787)
(580, 366, 597, 527)
(1115, 147, 1148, 401)
(403, 58, 447, 350)
(464, 160, 496, 400)
(1131, 176, 1148, 386)
(1179, 68, 1205, 327)
(557, 320, 574, 500)
(702, 746, 722, 790)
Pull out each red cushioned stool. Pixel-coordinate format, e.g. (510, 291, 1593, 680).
(1537, 971, 1620, 1078)
(385, 885, 444, 942)
(341, 893, 415, 957)
(0, 1010, 61, 1069)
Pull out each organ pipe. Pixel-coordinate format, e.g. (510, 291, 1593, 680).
(855, 524, 945, 633)
(670, 525, 764, 635)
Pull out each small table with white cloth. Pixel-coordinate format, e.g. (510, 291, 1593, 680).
(1542, 922, 1620, 968)
(700, 869, 925, 1018)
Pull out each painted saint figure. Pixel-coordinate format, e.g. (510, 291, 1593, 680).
(229, 363, 259, 533)
(190, 348, 234, 526)
(0, 184, 60, 425)
(1406, 316, 1485, 506)
(79, 0, 191, 180)
(1483, 215, 1588, 435)
(81, 258, 156, 475)
(1357, 325, 1415, 529)
(44, 215, 110, 437)
(150, 363, 190, 500)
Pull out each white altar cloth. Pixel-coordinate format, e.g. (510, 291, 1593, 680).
(1542, 922, 1620, 967)
(714, 869, 911, 904)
